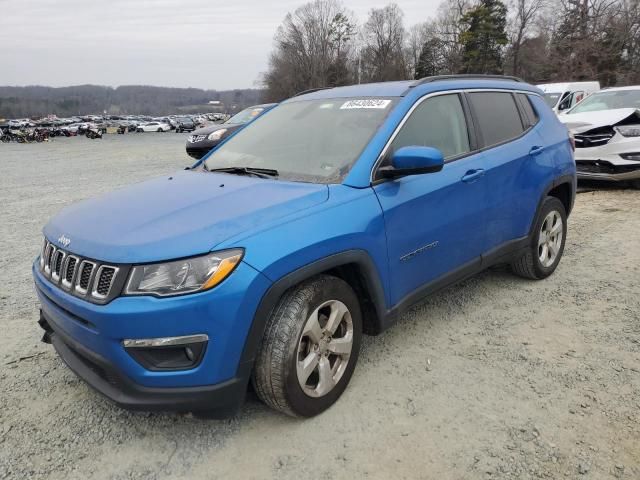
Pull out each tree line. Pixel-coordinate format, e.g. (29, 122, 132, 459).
(262, 0, 640, 101)
(0, 85, 263, 119)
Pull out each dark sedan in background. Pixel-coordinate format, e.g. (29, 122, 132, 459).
(185, 103, 276, 159)
(176, 117, 197, 133)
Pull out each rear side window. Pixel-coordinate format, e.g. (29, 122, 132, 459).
(388, 94, 470, 160)
(515, 93, 539, 128)
(468, 92, 524, 147)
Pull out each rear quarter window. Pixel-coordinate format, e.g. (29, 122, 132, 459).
(468, 92, 525, 147)
(515, 93, 539, 128)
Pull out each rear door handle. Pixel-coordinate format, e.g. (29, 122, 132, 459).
(461, 168, 485, 183)
(529, 145, 545, 156)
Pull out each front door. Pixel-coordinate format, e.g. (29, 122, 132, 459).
(373, 93, 488, 307)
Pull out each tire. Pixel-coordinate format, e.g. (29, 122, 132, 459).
(630, 179, 640, 190)
(157, 128, 163, 132)
(511, 196, 567, 280)
(252, 274, 362, 417)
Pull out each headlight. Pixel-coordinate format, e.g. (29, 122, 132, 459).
(615, 125, 640, 137)
(125, 249, 243, 297)
(207, 129, 227, 141)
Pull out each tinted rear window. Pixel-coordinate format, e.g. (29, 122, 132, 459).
(469, 92, 524, 147)
(516, 93, 539, 128)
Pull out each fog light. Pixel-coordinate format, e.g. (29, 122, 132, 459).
(123, 334, 208, 371)
(620, 152, 640, 161)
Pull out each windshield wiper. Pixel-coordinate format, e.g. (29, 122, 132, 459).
(207, 166, 279, 179)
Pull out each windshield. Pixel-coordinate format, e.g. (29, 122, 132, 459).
(542, 92, 562, 108)
(204, 97, 397, 183)
(568, 89, 640, 114)
(225, 106, 266, 125)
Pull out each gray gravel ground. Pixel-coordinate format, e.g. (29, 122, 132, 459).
(0, 134, 638, 480)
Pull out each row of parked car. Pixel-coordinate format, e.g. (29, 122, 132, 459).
(537, 82, 640, 187)
(0, 112, 232, 142)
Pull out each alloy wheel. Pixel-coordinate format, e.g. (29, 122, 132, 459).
(538, 210, 563, 267)
(296, 299, 354, 398)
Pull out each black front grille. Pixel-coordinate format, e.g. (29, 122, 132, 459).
(65, 257, 77, 282)
(45, 245, 55, 268)
(79, 263, 94, 290)
(54, 251, 64, 276)
(40, 239, 124, 304)
(96, 267, 116, 296)
(574, 126, 615, 148)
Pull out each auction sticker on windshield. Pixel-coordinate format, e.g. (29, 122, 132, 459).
(340, 99, 391, 109)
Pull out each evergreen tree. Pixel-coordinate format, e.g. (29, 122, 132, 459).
(458, 0, 508, 74)
(415, 37, 445, 78)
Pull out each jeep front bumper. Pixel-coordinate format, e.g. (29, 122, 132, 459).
(33, 259, 271, 415)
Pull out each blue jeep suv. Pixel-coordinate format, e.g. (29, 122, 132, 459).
(34, 75, 576, 418)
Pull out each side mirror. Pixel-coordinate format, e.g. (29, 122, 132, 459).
(379, 146, 445, 178)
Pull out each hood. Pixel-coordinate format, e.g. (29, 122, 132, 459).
(559, 108, 640, 133)
(192, 123, 241, 136)
(44, 170, 329, 263)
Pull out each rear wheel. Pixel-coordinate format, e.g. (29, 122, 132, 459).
(252, 275, 362, 417)
(511, 196, 567, 279)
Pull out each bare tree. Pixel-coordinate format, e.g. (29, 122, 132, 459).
(262, 0, 357, 101)
(406, 22, 430, 77)
(432, 0, 472, 73)
(359, 3, 408, 82)
(508, 0, 546, 75)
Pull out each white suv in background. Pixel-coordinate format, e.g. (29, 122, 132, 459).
(558, 86, 640, 187)
(538, 82, 600, 114)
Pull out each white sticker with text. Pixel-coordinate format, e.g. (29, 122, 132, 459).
(340, 99, 391, 110)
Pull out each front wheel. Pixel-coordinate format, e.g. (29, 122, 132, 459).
(252, 275, 362, 417)
(511, 196, 567, 279)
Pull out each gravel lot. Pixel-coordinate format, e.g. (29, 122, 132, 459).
(1, 134, 638, 480)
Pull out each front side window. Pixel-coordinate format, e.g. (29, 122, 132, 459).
(572, 91, 585, 106)
(204, 97, 397, 183)
(558, 92, 576, 111)
(468, 92, 524, 147)
(387, 94, 471, 161)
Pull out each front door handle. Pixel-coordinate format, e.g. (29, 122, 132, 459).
(529, 145, 545, 156)
(461, 168, 485, 183)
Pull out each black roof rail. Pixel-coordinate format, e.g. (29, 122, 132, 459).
(292, 87, 333, 97)
(412, 74, 525, 88)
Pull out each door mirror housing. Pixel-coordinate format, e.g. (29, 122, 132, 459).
(379, 146, 445, 178)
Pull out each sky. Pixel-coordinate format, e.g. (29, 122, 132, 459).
(0, 0, 441, 90)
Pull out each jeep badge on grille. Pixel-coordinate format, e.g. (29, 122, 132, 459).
(58, 235, 71, 247)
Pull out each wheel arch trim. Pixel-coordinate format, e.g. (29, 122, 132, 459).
(237, 250, 387, 374)
(529, 174, 576, 238)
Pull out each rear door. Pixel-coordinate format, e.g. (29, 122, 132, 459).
(373, 93, 488, 306)
(466, 91, 541, 251)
